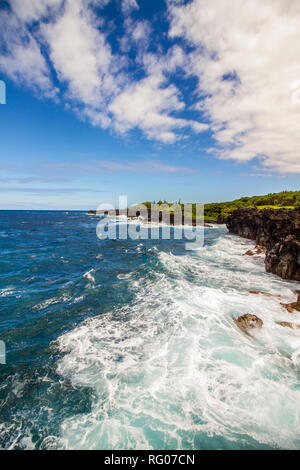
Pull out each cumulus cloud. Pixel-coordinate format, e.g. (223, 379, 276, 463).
(119, 17, 152, 54)
(109, 72, 207, 143)
(0, 0, 207, 144)
(2, 0, 299, 173)
(10, 0, 62, 22)
(109, 45, 208, 142)
(121, 0, 139, 15)
(169, 0, 300, 173)
(41, 0, 123, 128)
(0, 10, 57, 98)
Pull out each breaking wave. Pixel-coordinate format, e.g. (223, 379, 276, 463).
(55, 230, 300, 450)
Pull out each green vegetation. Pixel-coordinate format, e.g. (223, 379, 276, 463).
(203, 191, 300, 220)
(132, 191, 300, 223)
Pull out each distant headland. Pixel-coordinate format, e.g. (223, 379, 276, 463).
(89, 190, 300, 283)
(89, 190, 300, 223)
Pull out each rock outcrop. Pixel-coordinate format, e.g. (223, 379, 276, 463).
(236, 314, 263, 332)
(227, 208, 300, 282)
(249, 290, 281, 299)
(281, 292, 300, 313)
(275, 321, 300, 330)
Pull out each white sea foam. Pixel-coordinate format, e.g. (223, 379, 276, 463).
(83, 269, 96, 284)
(117, 273, 132, 280)
(34, 293, 72, 310)
(55, 232, 300, 450)
(0, 288, 15, 297)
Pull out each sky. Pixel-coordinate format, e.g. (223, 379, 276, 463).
(0, 0, 300, 210)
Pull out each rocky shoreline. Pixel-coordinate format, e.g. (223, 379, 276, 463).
(89, 206, 300, 334)
(227, 208, 300, 282)
(227, 208, 300, 333)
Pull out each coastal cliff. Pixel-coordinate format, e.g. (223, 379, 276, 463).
(227, 208, 300, 281)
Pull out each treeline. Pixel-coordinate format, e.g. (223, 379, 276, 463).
(139, 191, 300, 221)
(203, 190, 300, 220)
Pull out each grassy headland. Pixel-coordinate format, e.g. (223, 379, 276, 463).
(133, 191, 300, 223)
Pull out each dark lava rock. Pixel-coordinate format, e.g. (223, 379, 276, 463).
(236, 314, 263, 331)
(227, 208, 300, 282)
(216, 214, 228, 224)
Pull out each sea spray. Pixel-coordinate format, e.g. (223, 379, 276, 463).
(1, 211, 299, 450)
(56, 223, 300, 450)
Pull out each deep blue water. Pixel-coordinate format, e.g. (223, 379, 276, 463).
(0, 211, 300, 450)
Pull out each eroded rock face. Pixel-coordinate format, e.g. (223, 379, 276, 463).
(227, 208, 300, 282)
(236, 314, 263, 331)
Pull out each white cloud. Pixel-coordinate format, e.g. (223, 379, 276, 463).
(42, 1, 121, 110)
(169, 0, 300, 173)
(119, 17, 152, 57)
(108, 45, 208, 142)
(121, 0, 139, 15)
(10, 0, 62, 23)
(1, 0, 208, 144)
(109, 69, 208, 143)
(9, 0, 300, 166)
(0, 11, 57, 98)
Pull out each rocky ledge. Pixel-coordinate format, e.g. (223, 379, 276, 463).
(227, 208, 300, 282)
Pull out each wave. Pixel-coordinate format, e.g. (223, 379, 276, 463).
(54, 232, 300, 450)
(0, 287, 15, 297)
(83, 269, 96, 284)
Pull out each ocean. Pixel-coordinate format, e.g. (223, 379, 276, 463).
(0, 210, 299, 450)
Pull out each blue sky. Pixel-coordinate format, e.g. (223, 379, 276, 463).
(0, 0, 299, 210)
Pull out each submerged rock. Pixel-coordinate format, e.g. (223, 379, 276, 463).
(254, 245, 266, 254)
(281, 292, 300, 313)
(227, 208, 300, 282)
(243, 245, 266, 257)
(236, 314, 263, 331)
(276, 321, 300, 330)
(243, 250, 254, 256)
(249, 290, 275, 298)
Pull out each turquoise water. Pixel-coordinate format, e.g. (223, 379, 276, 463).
(0, 211, 300, 450)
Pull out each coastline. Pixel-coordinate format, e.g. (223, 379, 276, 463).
(88, 209, 217, 227)
(2, 210, 300, 449)
(89, 206, 300, 284)
(227, 207, 300, 282)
